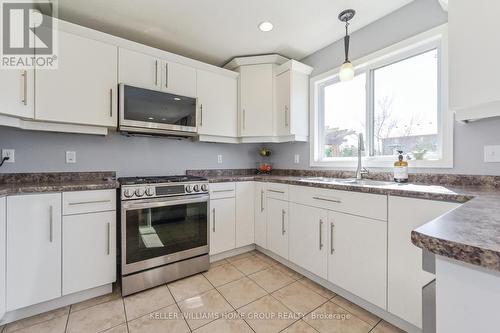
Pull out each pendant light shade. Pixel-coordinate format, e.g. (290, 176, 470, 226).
(338, 9, 356, 82)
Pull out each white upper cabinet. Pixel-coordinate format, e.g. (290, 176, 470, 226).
(36, 30, 118, 127)
(239, 64, 274, 137)
(450, 1, 500, 121)
(162, 61, 196, 98)
(196, 69, 238, 139)
(0, 69, 34, 119)
(119, 48, 160, 90)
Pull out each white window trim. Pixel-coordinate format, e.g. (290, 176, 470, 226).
(310, 24, 453, 169)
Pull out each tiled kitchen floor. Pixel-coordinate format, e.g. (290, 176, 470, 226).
(1, 250, 406, 333)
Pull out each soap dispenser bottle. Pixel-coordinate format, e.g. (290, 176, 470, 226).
(393, 150, 408, 183)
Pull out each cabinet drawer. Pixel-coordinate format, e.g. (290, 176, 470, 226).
(266, 183, 289, 201)
(63, 190, 116, 215)
(289, 185, 387, 221)
(209, 182, 236, 199)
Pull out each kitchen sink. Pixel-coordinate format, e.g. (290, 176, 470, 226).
(299, 177, 395, 186)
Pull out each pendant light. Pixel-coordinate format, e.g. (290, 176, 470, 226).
(338, 9, 356, 81)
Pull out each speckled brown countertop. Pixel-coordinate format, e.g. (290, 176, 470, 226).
(0, 172, 119, 196)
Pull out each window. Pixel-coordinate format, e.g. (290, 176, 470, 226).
(311, 26, 452, 168)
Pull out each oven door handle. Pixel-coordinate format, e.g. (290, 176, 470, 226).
(122, 194, 209, 210)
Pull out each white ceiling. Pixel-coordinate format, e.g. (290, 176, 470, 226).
(56, 0, 414, 66)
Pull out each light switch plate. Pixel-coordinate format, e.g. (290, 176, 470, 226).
(484, 145, 500, 162)
(294, 154, 300, 164)
(1, 149, 15, 163)
(66, 151, 76, 164)
(217, 154, 223, 164)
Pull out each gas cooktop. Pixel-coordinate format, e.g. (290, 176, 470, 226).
(118, 175, 207, 185)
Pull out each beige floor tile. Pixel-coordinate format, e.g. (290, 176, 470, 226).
(297, 278, 336, 299)
(272, 281, 328, 314)
(210, 259, 229, 268)
(167, 274, 213, 302)
(237, 295, 297, 333)
(217, 277, 268, 309)
(71, 284, 121, 313)
(124, 285, 175, 320)
(254, 252, 279, 266)
(371, 320, 406, 333)
(66, 298, 126, 333)
(282, 320, 319, 333)
(203, 263, 245, 287)
(127, 304, 189, 333)
(178, 289, 233, 330)
(193, 312, 253, 333)
(273, 263, 303, 280)
(4, 306, 69, 332)
(102, 324, 128, 333)
(249, 266, 295, 293)
(226, 251, 256, 263)
(8, 315, 67, 333)
(232, 256, 270, 275)
(331, 296, 379, 326)
(304, 301, 373, 333)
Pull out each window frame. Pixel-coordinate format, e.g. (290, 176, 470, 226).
(310, 24, 452, 169)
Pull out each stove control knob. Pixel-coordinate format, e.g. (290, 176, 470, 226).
(201, 184, 208, 192)
(193, 184, 200, 192)
(145, 188, 155, 197)
(185, 185, 193, 193)
(135, 188, 145, 197)
(123, 188, 134, 198)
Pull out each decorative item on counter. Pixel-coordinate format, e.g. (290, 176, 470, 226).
(393, 150, 409, 183)
(412, 149, 427, 160)
(259, 147, 272, 157)
(257, 147, 273, 174)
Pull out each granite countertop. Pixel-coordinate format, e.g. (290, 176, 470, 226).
(0, 172, 119, 196)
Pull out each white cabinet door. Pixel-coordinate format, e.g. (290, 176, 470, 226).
(328, 211, 387, 309)
(6, 193, 62, 311)
(162, 61, 196, 98)
(63, 211, 116, 296)
(210, 198, 236, 255)
(197, 69, 237, 137)
(0, 69, 34, 119)
(239, 64, 274, 136)
(36, 30, 118, 127)
(235, 182, 254, 247)
(289, 203, 328, 279)
(254, 182, 267, 248)
(118, 48, 160, 90)
(388, 196, 459, 328)
(0, 197, 5, 319)
(275, 70, 290, 136)
(267, 198, 288, 259)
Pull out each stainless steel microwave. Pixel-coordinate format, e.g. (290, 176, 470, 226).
(118, 84, 197, 137)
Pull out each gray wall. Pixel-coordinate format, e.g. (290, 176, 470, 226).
(0, 127, 259, 176)
(269, 0, 500, 176)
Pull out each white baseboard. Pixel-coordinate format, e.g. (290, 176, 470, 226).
(209, 244, 256, 262)
(1, 284, 112, 325)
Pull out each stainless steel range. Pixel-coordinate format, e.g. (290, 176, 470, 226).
(119, 175, 209, 296)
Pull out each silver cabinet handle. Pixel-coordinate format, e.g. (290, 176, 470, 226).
(212, 208, 216, 232)
(281, 209, 286, 235)
(330, 222, 335, 254)
(21, 70, 27, 105)
(242, 109, 246, 129)
(106, 222, 111, 255)
(313, 196, 341, 203)
(268, 189, 285, 194)
(109, 89, 113, 117)
(200, 104, 203, 126)
(284, 105, 289, 127)
(165, 63, 169, 88)
(68, 199, 111, 206)
(260, 190, 264, 212)
(49, 205, 53, 243)
(155, 60, 158, 86)
(319, 219, 324, 250)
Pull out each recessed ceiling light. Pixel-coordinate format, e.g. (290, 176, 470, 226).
(258, 21, 274, 32)
(148, 117, 154, 120)
(174, 97, 181, 101)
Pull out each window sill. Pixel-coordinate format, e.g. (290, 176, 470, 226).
(310, 157, 453, 169)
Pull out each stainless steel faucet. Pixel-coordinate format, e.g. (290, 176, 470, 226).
(356, 133, 369, 180)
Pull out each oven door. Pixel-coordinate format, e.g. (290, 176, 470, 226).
(121, 194, 209, 275)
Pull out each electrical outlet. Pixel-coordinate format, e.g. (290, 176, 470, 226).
(1, 149, 15, 163)
(217, 154, 223, 164)
(294, 154, 300, 164)
(66, 151, 76, 164)
(484, 145, 500, 162)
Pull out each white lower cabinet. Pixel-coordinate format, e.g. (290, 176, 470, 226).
(267, 198, 289, 259)
(254, 182, 267, 248)
(235, 182, 254, 247)
(63, 211, 116, 295)
(289, 203, 328, 279)
(209, 197, 236, 255)
(0, 197, 6, 319)
(388, 196, 459, 328)
(6, 193, 62, 311)
(328, 211, 387, 309)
